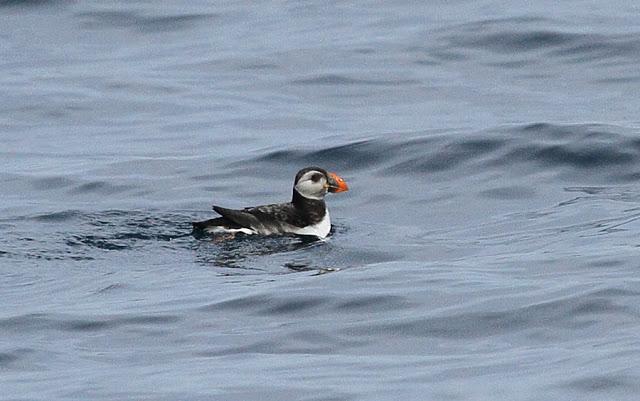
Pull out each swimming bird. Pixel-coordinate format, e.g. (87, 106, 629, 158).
(192, 167, 349, 239)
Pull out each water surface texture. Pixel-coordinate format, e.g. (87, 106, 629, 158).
(2, 1, 640, 400)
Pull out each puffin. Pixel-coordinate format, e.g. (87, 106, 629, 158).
(192, 167, 348, 239)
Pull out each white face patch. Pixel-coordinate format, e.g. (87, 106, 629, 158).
(294, 170, 328, 200)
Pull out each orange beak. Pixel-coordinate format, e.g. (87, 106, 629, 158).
(327, 172, 349, 193)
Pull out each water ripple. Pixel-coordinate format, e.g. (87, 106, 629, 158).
(248, 123, 640, 181)
(76, 11, 215, 33)
(292, 74, 420, 86)
(343, 289, 637, 339)
(0, 313, 180, 333)
(439, 18, 640, 65)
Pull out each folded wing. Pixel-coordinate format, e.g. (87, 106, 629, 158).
(212, 206, 265, 230)
(212, 203, 301, 235)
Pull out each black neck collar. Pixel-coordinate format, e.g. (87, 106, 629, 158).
(292, 189, 326, 211)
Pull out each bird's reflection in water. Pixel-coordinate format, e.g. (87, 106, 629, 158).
(192, 232, 332, 273)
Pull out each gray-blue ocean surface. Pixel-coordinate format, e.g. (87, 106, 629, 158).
(2, 0, 640, 400)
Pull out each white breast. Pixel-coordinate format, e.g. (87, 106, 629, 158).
(292, 209, 331, 238)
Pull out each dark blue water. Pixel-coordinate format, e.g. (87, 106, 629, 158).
(2, 1, 640, 400)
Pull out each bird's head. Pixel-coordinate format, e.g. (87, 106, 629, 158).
(293, 167, 349, 200)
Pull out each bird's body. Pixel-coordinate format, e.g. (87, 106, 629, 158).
(192, 167, 348, 239)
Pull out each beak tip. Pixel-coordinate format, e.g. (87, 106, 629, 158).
(328, 172, 348, 193)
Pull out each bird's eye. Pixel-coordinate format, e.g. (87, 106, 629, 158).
(311, 173, 322, 182)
